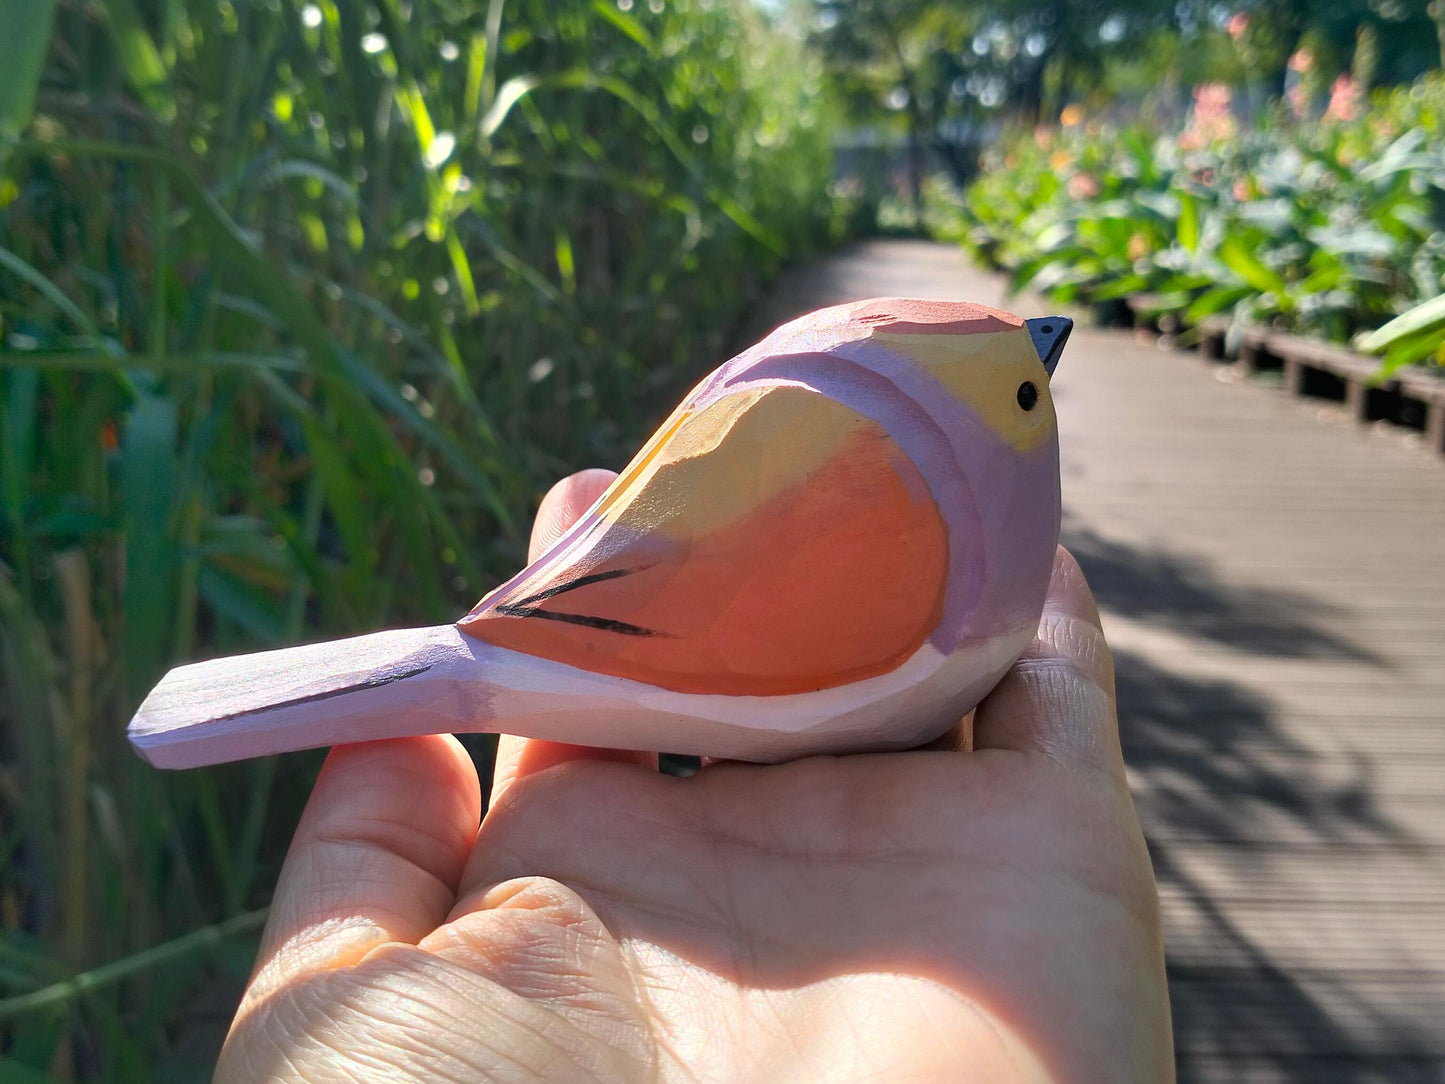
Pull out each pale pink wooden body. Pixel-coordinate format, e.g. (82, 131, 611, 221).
(128, 623, 1025, 768)
(128, 299, 1067, 769)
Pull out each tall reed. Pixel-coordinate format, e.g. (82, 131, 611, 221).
(0, 0, 838, 1076)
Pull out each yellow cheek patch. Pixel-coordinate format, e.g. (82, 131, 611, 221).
(873, 328, 1056, 453)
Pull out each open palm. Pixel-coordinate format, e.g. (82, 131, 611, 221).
(217, 471, 1173, 1083)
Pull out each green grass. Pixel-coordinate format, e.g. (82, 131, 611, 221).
(0, 0, 840, 1077)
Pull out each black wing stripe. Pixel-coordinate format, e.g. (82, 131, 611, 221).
(509, 566, 645, 608)
(495, 603, 658, 637)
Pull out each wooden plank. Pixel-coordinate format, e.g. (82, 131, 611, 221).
(1238, 325, 1281, 372)
(1180, 1053, 1445, 1084)
(1167, 966, 1445, 1055)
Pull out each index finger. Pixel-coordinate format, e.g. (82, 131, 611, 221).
(234, 735, 481, 1021)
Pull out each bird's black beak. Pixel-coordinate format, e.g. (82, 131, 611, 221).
(1025, 316, 1073, 378)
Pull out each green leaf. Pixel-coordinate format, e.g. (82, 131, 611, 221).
(1177, 190, 1199, 255)
(1218, 235, 1285, 296)
(298, 413, 374, 581)
(479, 74, 542, 140)
(196, 565, 286, 643)
(1357, 295, 1445, 355)
(120, 390, 179, 700)
(0, 367, 38, 560)
(1377, 325, 1444, 374)
(1185, 285, 1252, 324)
(590, 0, 655, 52)
(0, 247, 105, 340)
(1090, 274, 1148, 301)
(0, 1056, 57, 1083)
(99, 0, 176, 121)
(0, 0, 58, 138)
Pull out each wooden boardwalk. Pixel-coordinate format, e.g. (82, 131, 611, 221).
(757, 241, 1445, 1083)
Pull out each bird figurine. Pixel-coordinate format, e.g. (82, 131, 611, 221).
(128, 299, 1071, 769)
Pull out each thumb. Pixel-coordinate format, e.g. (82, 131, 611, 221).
(971, 546, 1123, 775)
(489, 469, 658, 810)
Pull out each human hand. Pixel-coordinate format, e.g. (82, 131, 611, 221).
(217, 469, 1173, 1083)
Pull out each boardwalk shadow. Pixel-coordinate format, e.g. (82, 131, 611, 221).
(1097, 589, 1440, 1078)
(1065, 521, 1384, 666)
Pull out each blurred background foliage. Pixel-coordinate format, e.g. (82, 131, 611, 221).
(939, 76, 1445, 367)
(802, 0, 1443, 365)
(3, 0, 1445, 1079)
(0, 0, 836, 1077)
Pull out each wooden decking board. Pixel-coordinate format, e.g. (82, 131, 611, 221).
(1181, 1056, 1444, 1084)
(759, 242, 1445, 1084)
(1159, 847, 1445, 899)
(1167, 966, 1445, 1055)
(1161, 915, 1445, 972)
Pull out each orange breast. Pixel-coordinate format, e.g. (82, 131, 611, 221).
(460, 393, 948, 696)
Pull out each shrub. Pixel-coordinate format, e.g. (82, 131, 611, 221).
(948, 73, 1445, 370)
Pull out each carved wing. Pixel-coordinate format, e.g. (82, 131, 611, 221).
(459, 384, 949, 696)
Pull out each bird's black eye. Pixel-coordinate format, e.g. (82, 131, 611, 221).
(1017, 381, 1038, 411)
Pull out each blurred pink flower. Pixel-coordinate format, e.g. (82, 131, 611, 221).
(1180, 83, 1237, 147)
(1067, 172, 1101, 199)
(1326, 74, 1360, 122)
(1287, 49, 1314, 73)
(1227, 13, 1249, 40)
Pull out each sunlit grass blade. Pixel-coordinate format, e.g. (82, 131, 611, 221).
(0, 0, 58, 140)
(98, 0, 176, 121)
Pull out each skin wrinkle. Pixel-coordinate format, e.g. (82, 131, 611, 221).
(637, 954, 1041, 1084)
(302, 747, 480, 860)
(911, 978, 1034, 1084)
(1032, 610, 1115, 690)
(304, 811, 477, 882)
(302, 831, 458, 905)
(478, 773, 723, 886)
(323, 946, 638, 1081)
(456, 820, 739, 936)
(616, 941, 695, 1084)
(484, 764, 1023, 924)
(426, 882, 658, 1075)
(758, 986, 819, 1078)
(241, 924, 397, 1022)
(994, 661, 1120, 773)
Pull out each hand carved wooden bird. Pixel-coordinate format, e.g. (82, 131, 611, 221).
(129, 299, 1071, 769)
